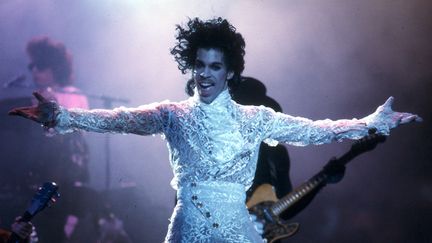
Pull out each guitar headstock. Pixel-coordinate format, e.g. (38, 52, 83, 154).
(351, 129, 387, 154)
(25, 182, 60, 219)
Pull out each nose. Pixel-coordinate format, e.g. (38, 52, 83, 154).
(199, 67, 210, 79)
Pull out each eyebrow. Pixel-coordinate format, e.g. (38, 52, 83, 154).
(195, 59, 225, 66)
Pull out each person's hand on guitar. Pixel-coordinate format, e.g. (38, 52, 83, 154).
(249, 213, 264, 236)
(323, 129, 386, 184)
(8, 92, 60, 128)
(323, 158, 346, 184)
(10, 217, 33, 242)
(6, 182, 58, 243)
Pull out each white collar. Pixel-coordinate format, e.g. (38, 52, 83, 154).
(191, 88, 233, 111)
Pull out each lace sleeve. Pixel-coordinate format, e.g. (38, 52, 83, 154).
(262, 108, 378, 146)
(54, 102, 170, 135)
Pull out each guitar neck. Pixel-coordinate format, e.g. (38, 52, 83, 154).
(7, 182, 59, 243)
(270, 147, 364, 216)
(271, 171, 327, 216)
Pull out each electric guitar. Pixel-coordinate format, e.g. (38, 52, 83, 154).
(7, 182, 59, 243)
(247, 133, 386, 243)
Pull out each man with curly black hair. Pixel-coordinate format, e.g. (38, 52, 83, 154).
(171, 17, 245, 99)
(9, 17, 421, 242)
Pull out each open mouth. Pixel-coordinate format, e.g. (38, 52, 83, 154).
(198, 82, 214, 90)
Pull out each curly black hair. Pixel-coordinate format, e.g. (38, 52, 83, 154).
(26, 36, 73, 86)
(170, 17, 246, 96)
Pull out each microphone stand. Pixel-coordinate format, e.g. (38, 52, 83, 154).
(88, 93, 130, 191)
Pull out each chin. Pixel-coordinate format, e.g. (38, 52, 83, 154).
(200, 98, 210, 104)
(200, 96, 213, 104)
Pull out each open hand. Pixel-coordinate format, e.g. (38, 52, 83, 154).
(9, 92, 59, 127)
(365, 97, 422, 134)
(379, 96, 422, 125)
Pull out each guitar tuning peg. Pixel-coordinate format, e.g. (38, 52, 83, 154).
(47, 198, 56, 207)
(47, 193, 60, 207)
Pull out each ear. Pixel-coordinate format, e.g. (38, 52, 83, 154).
(227, 71, 234, 80)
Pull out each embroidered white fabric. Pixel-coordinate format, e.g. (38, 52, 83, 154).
(53, 89, 389, 242)
(169, 181, 263, 242)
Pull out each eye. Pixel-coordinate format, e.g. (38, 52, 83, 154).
(194, 60, 204, 69)
(210, 64, 222, 71)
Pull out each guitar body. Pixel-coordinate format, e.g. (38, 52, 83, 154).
(247, 184, 300, 243)
(247, 133, 385, 242)
(246, 184, 278, 208)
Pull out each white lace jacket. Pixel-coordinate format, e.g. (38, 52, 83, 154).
(54, 89, 382, 190)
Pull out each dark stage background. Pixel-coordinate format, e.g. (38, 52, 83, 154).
(0, 1, 431, 242)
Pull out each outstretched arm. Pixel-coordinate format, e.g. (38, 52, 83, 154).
(9, 92, 168, 135)
(264, 96, 422, 146)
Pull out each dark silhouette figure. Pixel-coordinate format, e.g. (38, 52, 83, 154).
(233, 77, 345, 222)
